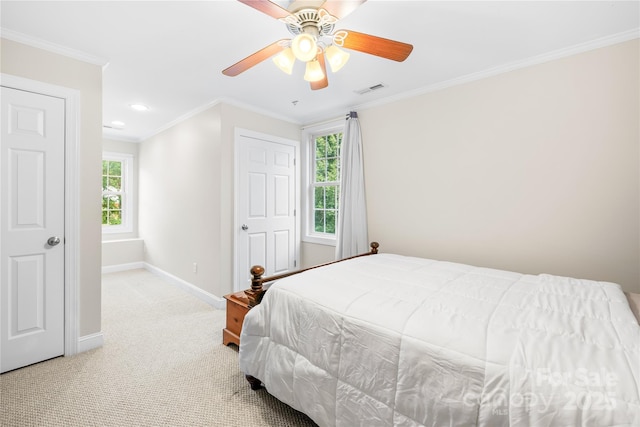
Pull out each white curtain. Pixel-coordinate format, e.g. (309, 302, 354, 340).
(335, 111, 368, 259)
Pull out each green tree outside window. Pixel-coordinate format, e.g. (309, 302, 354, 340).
(313, 132, 342, 234)
(102, 160, 123, 226)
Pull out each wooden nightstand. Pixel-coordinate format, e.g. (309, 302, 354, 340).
(223, 290, 251, 347)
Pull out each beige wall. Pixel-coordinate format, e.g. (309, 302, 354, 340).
(1, 38, 103, 335)
(300, 242, 335, 268)
(358, 39, 639, 292)
(139, 105, 223, 295)
(139, 103, 299, 298)
(102, 238, 144, 268)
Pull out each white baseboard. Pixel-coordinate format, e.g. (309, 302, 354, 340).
(143, 263, 226, 310)
(77, 332, 104, 353)
(102, 262, 145, 274)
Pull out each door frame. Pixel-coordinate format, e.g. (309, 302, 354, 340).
(1, 73, 80, 357)
(233, 128, 300, 292)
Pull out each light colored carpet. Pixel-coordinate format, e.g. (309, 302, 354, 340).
(0, 269, 316, 427)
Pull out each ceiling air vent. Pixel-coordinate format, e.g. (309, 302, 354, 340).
(355, 83, 386, 95)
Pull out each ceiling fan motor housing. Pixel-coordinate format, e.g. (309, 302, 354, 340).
(286, 9, 335, 38)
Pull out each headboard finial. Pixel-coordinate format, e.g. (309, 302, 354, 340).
(250, 265, 265, 292)
(250, 265, 265, 278)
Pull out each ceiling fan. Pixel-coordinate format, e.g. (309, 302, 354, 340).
(222, 0, 413, 90)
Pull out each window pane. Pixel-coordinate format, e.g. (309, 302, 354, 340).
(108, 195, 121, 209)
(314, 187, 324, 209)
(102, 176, 108, 190)
(102, 161, 108, 175)
(315, 159, 327, 183)
(315, 136, 326, 159)
(326, 210, 336, 234)
(108, 177, 121, 191)
(109, 210, 122, 225)
(327, 158, 338, 182)
(102, 210, 108, 225)
(102, 196, 109, 209)
(314, 210, 325, 233)
(109, 161, 122, 176)
(325, 186, 336, 209)
(327, 134, 339, 157)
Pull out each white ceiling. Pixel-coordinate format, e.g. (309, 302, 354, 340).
(1, 1, 638, 142)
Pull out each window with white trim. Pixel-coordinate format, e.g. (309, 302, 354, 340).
(303, 121, 343, 245)
(102, 152, 133, 233)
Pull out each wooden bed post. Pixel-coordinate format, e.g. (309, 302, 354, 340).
(245, 265, 265, 308)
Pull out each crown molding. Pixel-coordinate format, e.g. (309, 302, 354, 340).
(136, 99, 224, 142)
(1, 29, 110, 68)
(102, 131, 143, 143)
(353, 28, 640, 113)
(138, 96, 301, 142)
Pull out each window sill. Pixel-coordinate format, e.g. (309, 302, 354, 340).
(302, 234, 336, 247)
(102, 226, 133, 234)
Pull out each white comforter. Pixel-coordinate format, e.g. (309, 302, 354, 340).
(239, 254, 640, 426)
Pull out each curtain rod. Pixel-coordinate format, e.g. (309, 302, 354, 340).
(301, 111, 356, 130)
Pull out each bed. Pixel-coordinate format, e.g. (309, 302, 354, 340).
(238, 244, 640, 426)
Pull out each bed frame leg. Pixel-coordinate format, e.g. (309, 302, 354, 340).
(246, 375, 263, 390)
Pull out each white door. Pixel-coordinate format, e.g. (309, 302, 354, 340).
(1, 86, 66, 373)
(236, 131, 298, 291)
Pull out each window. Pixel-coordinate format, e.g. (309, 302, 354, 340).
(102, 152, 133, 233)
(303, 121, 343, 245)
(313, 133, 342, 234)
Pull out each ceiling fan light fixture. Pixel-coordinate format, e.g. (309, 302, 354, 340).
(273, 47, 295, 74)
(291, 33, 317, 62)
(304, 60, 325, 82)
(325, 45, 350, 72)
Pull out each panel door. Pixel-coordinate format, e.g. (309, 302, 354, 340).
(0, 86, 65, 373)
(237, 134, 296, 290)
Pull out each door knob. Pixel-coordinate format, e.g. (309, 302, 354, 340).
(47, 236, 61, 246)
(241, 224, 249, 231)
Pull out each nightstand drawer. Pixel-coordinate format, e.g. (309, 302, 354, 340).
(223, 291, 250, 347)
(226, 299, 247, 336)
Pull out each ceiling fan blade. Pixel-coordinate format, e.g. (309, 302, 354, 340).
(336, 29, 413, 62)
(321, 0, 367, 19)
(237, 0, 293, 19)
(310, 51, 328, 90)
(222, 40, 287, 76)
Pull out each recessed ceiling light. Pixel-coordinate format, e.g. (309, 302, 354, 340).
(130, 103, 149, 111)
(111, 121, 125, 127)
